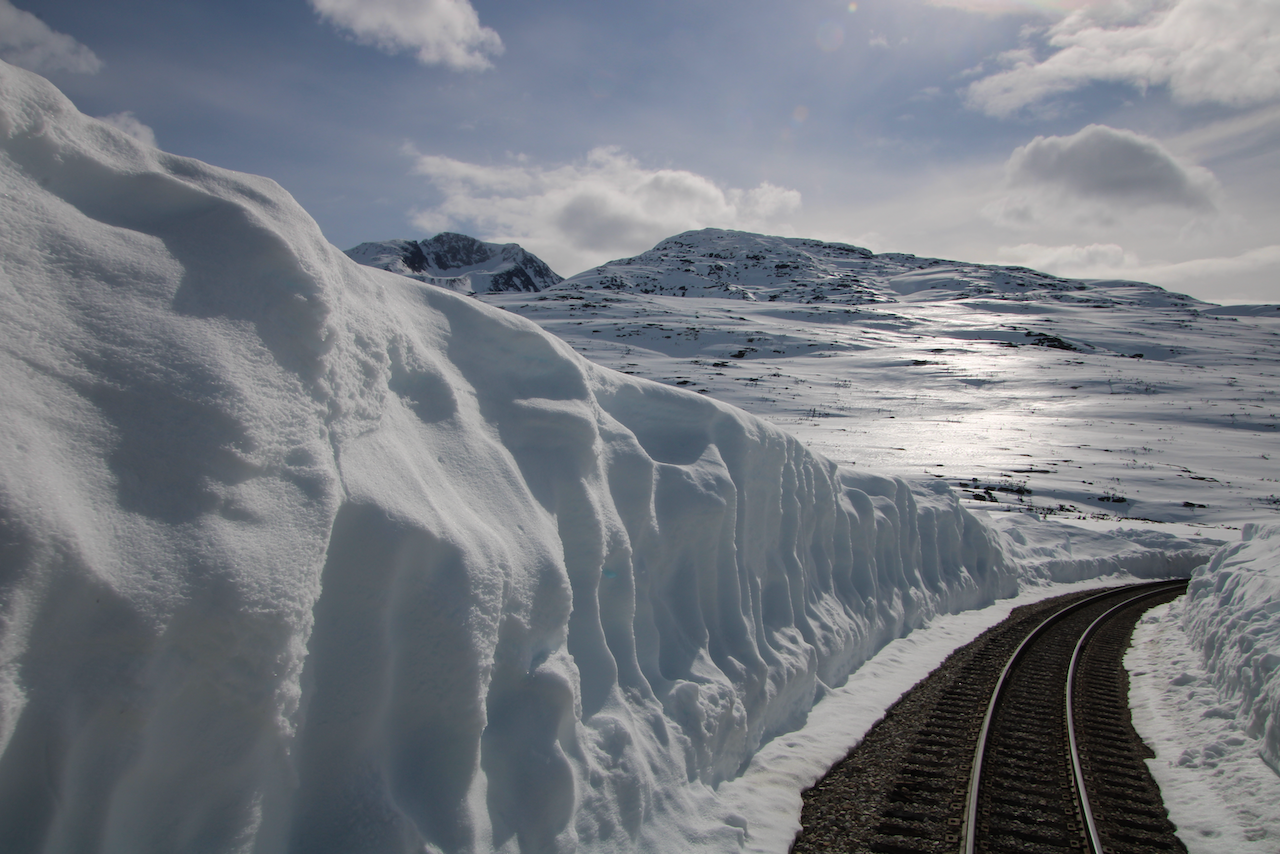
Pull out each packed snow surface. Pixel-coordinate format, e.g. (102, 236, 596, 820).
(0, 60, 1267, 853)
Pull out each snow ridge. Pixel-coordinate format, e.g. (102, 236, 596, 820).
(345, 231, 563, 295)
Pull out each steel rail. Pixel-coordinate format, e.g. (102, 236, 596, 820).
(1065, 581, 1187, 854)
(959, 580, 1185, 854)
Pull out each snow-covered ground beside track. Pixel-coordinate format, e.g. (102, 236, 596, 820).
(1129, 532, 1280, 853)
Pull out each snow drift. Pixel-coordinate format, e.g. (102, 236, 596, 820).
(1182, 525, 1280, 775)
(0, 61, 1207, 854)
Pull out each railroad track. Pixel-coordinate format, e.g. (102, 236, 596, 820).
(792, 580, 1189, 854)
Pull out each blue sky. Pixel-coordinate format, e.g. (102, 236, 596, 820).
(5, 0, 1279, 302)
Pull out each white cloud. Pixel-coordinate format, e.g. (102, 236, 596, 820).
(967, 0, 1280, 116)
(986, 124, 1220, 228)
(996, 241, 1280, 303)
(0, 0, 102, 74)
(1008, 124, 1218, 208)
(926, 0, 1106, 15)
(309, 0, 502, 71)
(1169, 103, 1280, 163)
(1132, 245, 1280, 301)
(851, 231, 890, 253)
(405, 146, 803, 275)
(997, 241, 1139, 275)
(96, 112, 156, 148)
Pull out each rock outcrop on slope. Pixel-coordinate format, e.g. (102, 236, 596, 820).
(346, 232, 563, 294)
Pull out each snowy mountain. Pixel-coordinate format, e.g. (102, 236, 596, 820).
(482, 228, 1279, 531)
(562, 228, 1205, 309)
(1, 60, 1277, 854)
(345, 232, 563, 294)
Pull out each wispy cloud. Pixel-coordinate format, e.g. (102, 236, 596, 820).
(0, 0, 102, 74)
(926, 0, 1104, 15)
(997, 241, 1139, 275)
(986, 124, 1219, 227)
(96, 111, 157, 147)
(309, 0, 502, 71)
(998, 241, 1280, 303)
(966, 0, 1280, 116)
(405, 146, 802, 274)
(1131, 244, 1280, 301)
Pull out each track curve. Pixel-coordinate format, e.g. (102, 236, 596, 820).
(792, 581, 1188, 854)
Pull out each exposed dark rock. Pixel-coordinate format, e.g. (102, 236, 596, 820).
(345, 233, 562, 294)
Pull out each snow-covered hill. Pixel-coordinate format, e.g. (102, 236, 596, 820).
(0, 60, 1271, 854)
(346, 232, 563, 294)
(482, 229, 1280, 530)
(565, 228, 1205, 309)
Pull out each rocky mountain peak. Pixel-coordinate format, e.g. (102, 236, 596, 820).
(345, 234, 563, 295)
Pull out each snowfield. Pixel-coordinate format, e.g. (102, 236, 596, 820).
(0, 59, 1275, 853)
(486, 229, 1280, 530)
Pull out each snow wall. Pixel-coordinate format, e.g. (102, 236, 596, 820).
(0, 61, 1208, 854)
(1182, 525, 1280, 776)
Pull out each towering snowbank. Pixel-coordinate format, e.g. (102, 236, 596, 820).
(1182, 525, 1280, 774)
(0, 62, 1205, 853)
